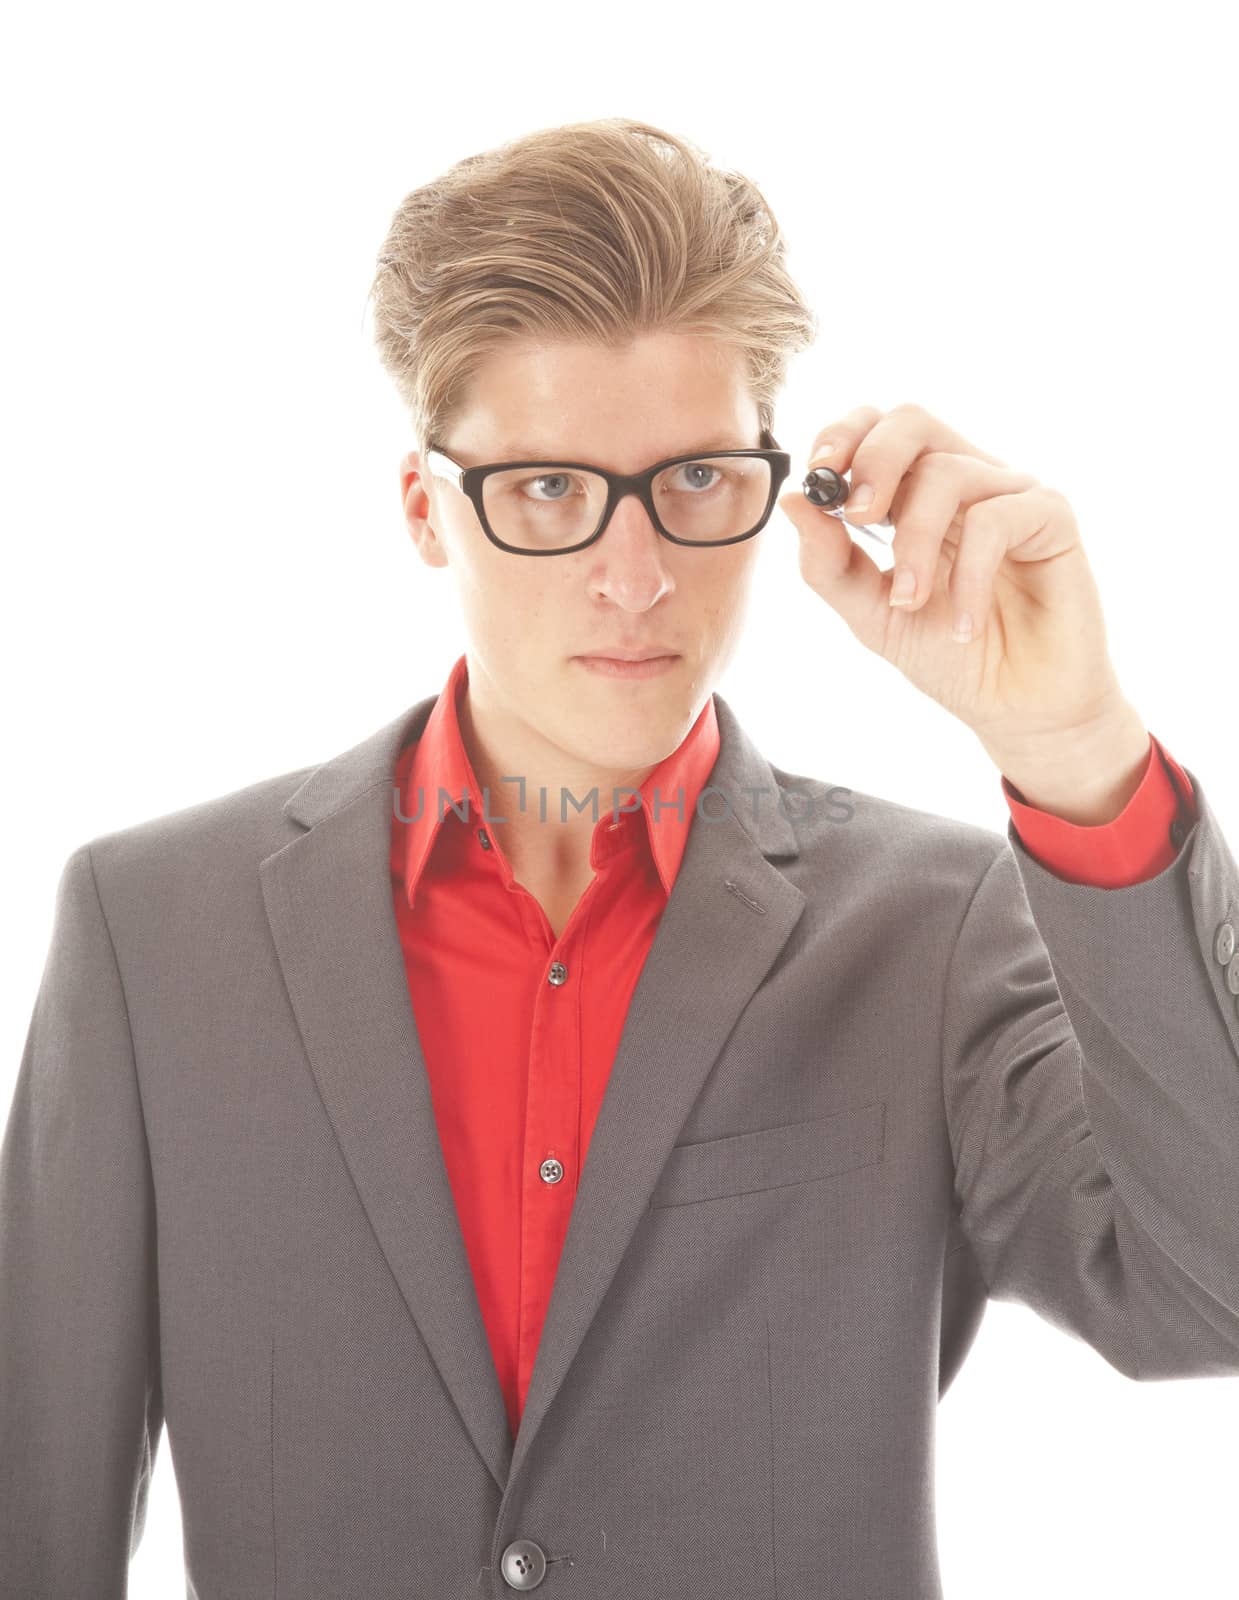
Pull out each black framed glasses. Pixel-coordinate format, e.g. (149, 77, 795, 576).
(423, 426, 791, 556)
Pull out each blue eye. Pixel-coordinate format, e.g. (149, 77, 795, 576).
(522, 473, 578, 502)
(673, 462, 721, 492)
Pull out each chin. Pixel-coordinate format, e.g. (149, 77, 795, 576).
(579, 704, 685, 764)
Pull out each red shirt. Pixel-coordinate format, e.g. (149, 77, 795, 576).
(390, 652, 1198, 1439)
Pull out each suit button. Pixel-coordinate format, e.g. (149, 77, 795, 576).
(1227, 955, 1239, 996)
(500, 1538, 548, 1589)
(1216, 922, 1236, 966)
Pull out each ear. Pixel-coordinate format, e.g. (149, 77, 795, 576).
(401, 451, 450, 570)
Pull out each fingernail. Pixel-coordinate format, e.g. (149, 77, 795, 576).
(952, 610, 973, 643)
(809, 444, 842, 471)
(889, 564, 916, 606)
(847, 483, 874, 515)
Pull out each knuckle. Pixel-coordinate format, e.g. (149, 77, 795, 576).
(811, 427, 848, 453)
(919, 450, 955, 479)
(849, 448, 881, 483)
(961, 501, 996, 535)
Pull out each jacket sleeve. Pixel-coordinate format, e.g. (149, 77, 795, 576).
(0, 844, 163, 1597)
(942, 761, 1239, 1381)
(1001, 730, 1194, 888)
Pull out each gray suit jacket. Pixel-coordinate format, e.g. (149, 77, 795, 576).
(4, 688, 1239, 1599)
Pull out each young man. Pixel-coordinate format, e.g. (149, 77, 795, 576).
(4, 117, 1238, 1599)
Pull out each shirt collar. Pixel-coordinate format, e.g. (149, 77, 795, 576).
(397, 652, 721, 910)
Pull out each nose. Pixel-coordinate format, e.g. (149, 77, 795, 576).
(585, 493, 676, 609)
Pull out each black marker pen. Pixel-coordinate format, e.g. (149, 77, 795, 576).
(802, 465, 895, 547)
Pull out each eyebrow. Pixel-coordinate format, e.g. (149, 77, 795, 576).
(488, 436, 754, 462)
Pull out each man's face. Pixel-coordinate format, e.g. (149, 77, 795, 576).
(399, 331, 766, 775)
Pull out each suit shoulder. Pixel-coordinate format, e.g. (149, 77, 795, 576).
(67, 759, 322, 887)
(766, 756, 1008, 879)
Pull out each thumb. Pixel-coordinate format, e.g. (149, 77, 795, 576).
(776, 489, 887, 642)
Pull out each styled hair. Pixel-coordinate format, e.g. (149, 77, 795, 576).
(367, 116, 819, 459)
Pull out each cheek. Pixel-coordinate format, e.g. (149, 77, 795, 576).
(704, 554, 759, 626)
(459, 566, 559, 656)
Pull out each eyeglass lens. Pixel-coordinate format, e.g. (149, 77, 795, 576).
(481, 456, 773, 551)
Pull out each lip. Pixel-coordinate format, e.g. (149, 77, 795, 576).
(574, 653, 680, 680)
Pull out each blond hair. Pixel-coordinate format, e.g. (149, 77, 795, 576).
(367, 116, 818, 458)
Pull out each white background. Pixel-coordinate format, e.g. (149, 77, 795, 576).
(3, 2, 1237, 1595)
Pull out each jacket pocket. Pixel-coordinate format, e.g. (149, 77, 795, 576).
(649, 1099, 886, 1209)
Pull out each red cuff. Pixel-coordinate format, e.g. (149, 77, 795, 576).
(1003, 732, 1198, 888)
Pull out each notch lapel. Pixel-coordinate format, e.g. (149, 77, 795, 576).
(260, 690, 807, 1496)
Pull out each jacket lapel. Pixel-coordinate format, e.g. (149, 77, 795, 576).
(260, 689, 807, 1496)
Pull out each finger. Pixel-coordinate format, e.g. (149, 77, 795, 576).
(879, 402, 1009, 468)
(843, 403, 1012, 525)
(947, 485, 1064, 644)
(777, 487, 889, 645)
(885, 454, 1039, 614)
(826, 405, 938, 524)
(805, 405, 885, 473)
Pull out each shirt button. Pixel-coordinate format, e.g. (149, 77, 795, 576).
(1216, 922, 1236, 966)
(499, 1538, 547, 1590)
(548, 961, 568, 986)
(477, 827, 492, 850)
(539, 1158, 565, 1185)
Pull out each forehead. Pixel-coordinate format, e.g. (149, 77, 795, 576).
(449, 332, 761, 464)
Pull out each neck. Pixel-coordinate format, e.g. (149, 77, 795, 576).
(456, 680, 655, 890)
